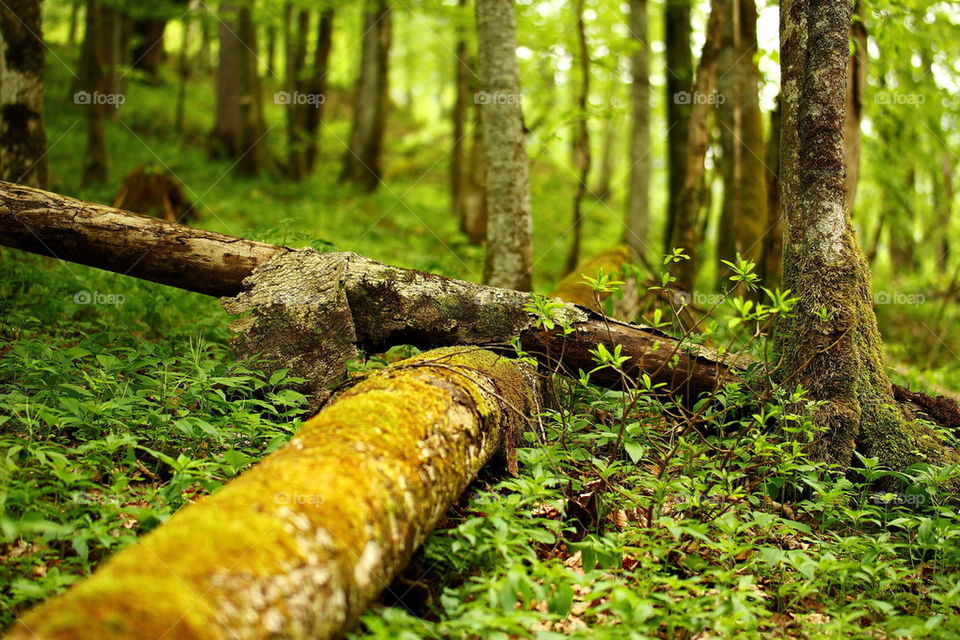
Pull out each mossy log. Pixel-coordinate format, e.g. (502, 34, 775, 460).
(5, 348, 539, 640)
(0, 181, 748, 401)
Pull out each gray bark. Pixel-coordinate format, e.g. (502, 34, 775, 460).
(342, 0, 391, 191)
(475, 0, 532, 291)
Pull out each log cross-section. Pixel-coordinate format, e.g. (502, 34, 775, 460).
(5, 348, 539, 640)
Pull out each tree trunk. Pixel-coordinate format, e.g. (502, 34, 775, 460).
(130, 16, 167, 82)
(777, 0, 950, 470)
(463, 94, 488, 244)
(285, 7, 311, 179)
(476, 0, 532, 291)
(760, 100, 782, 290)
(213, 3, 268, 176)
(0, 0, 48, 189)
(715, 0, 766, 285)
(591, 74, 620, 201)
(566, 0, 592, 273)
(198, 11, 212, 72)
(452, 0, 471, 228)
(624, 0, 650, 261)
(844, 0, 866, 213)
(304, 9, 334, 173)
(68, 0, 81, 46)
(174, 11, 191, 135)
(265, 23, 277, 77)
(341, 0, 391, 191)
(663, 0, 693, 255)
(935, 155, 954, 274)
(668, 0, 726, 292)
(99, 6, 125, 120)
(79, 0, 108, 185)
(5, 347, 540, 640)
(0, 181, 747, 401)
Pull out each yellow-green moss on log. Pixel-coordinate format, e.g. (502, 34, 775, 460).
(5, 348, 538, 640)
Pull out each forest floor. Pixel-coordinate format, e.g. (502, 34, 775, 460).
(3, 51, 960, 638)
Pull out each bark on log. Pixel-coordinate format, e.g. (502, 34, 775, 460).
(0, 181, 748, 400)
(4, 348, 540, 640)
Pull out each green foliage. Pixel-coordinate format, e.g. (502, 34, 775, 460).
(351, 335, 960, 639)
(0, 255, 309, 626)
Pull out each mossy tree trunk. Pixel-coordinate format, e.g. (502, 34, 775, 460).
(5, 348, 539, 640)
(777, 0, 953, 471)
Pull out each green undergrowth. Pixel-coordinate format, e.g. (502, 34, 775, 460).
(0, 254, 309, 625)
(348, 261, 960, 639)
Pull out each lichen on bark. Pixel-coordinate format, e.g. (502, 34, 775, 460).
(5, 348, 540, 640)
(777, 0, 956, 472)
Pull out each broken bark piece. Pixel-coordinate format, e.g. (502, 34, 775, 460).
(4, 348, 540, 640)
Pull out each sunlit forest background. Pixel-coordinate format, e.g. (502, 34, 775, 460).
(2, 0, 960, 637)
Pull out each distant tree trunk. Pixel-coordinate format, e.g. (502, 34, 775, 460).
(463, 97, 488, 244)
(664, 0, 693, 255)
(79, 0, 108, 185)
(99, 6, 125, 119)
(342, 0, 392, 191)
(844, 0, 866, 213)
(715, 0, 767, 285)
(303, 9, 334, 173)
(888, 168, 918, 273)
(669, 0, 726, 292)
(476, 0, 532, 291)
(265, 23, 277, 77)
(285, 7, 311, 179)
(131, 17, 167, 82)
(198, 12, 212, 72)
(935, 156, 954, 274)
(591, 73, 619, 201)
(0, 0, 48, 188)
(759, 100, 781, 289)
(624, 0, 650, 261)
(175, 12, 191, 134)
(566, 0, 592, 273)
(777, 0, 948, 470)
(68, 0, 82, 46)
(213, 3, 268, 176)
(452, 0, 471, 228)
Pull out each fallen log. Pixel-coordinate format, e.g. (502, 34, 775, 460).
(5, 348, 540, 640)
(0, 181, 285, 297)
(0, 181, 750, 399)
